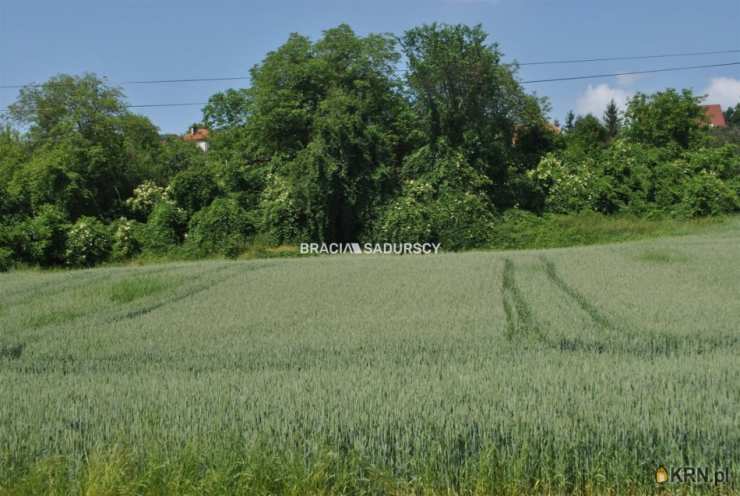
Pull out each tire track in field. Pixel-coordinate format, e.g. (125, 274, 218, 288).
(103, 262, 275, 324)
(539, 256, 738, 356)
(540, 257, 616, 331)
(0, 263, 268, 356)
(0, 264, 185, 307)
(501, 259, 544, 343)
(1, 270, 109, 304)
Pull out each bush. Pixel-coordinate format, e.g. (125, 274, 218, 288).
(1, 205, 70, 266)
(141, 201, 188, 254)
(528, 153, 596, 214)
(257, 172, 301, 245)
(679, 170, 739, 217)
(26, 204, 70, 266)
(187, 198, 253, 257)
(591, 140, 656, 215)
(373, 180, 496, 250)
(125, 181, 167, 220)
(65, 217, 112, 267)
(167, 168, 221, 216)
(111, 218, 142, 260)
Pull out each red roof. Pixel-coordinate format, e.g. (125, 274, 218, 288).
(183, 127, 210, 142)
(703, 105, 727, 128)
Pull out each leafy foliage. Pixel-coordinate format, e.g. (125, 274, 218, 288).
(187, 198, 253, 257)
(0, 25, 737, 268)
(65, 216, 112, 267)
(141, 201, 187, 254)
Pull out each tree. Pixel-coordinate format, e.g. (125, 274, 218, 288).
(725, 103, 740, 127)
(603, 99, 621, 138)
(400, 23, 549, 207)
(5, 74, 160, 219)
(8, 73, 127, 143)
(203, 89, 252, 131)
(624, 89, 707, 149)
(251, 25, 412, 243)
(564, 111, 575, 132)
(568, 114, 608, 150)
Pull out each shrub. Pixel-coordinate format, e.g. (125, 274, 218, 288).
(528, 153, 596, 214)
(187, 198, 253, 258)
(489, 209, 548, 248)
(125, 181, 167, 220)
(679, 170, 739, 217)
(257, 172, 301, 245)
(167, 168, 221, 216)
(0, 205, 70, 267)
(373, 180, 496, 250)
(141, 201, 188, 254)
(111, 218, 142, 260)
(65, 217, 112, 267)
(372, 143, 497, 250)
(25, 204, 70, 266)
(591, 140, 655, 215)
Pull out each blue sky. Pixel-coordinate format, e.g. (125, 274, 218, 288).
(2, 0, 739, 133)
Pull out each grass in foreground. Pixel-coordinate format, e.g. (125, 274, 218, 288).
(0, 218, 738, 495)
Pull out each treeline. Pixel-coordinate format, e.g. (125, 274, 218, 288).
(1, 23, 739, 270)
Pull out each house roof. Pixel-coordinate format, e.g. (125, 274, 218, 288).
(703, 104, 727, 128)
(183, 127, 210, 142)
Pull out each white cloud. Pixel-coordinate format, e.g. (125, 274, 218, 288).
(576, 84, 631, 117)
(703, 77, 740, 109)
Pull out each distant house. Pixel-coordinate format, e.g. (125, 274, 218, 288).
(183, 125, 210, 152)
(702, 105, 727, 128)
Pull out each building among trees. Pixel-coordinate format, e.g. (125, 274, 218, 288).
(703, 104, 727, 128)
(183, 125, 210, 152)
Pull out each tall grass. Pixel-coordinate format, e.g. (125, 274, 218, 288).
(0, 219, 738, 494)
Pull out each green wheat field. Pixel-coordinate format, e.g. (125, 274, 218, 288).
(1, 221, 739, 495)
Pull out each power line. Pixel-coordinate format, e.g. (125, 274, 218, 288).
(127, 102, 208, 108)
(0, 77, 249, 90)
(2, 61, 738, 113)
(0, 102, 209, 113)
(520, 61, 740, 84)
(515, 49, 740, 66)
(2, 48, 740, 90)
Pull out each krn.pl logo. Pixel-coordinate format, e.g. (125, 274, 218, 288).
(655, 466, 669, 484)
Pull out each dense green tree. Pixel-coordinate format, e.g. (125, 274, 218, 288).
(568, 114, 608, 151)
(0, 127, 29, 215)
(203, 89, 251, 131)
(564, 111, 576, 132)
(187, 197, 253, 257)
(5, 74, 162, 219)
(372, 142, 496, 249)
(156, 136, 207, 184)
(400, 23, 550, 207)
(252, 25, 413, 242)
(724, 103, 740, 127)
(624, 89, 707, 149)
(604, 99, 621, 138)
(167, 167, 222, 216)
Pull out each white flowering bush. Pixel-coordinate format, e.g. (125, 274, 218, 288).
(126, 181, 168, 219)
(529, 153, 596, 214)
(111, 218, 141, 260)
(65, 217, 112, 267)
